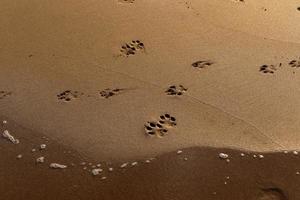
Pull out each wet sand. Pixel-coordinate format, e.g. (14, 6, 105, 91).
(1, 118, 299, 199)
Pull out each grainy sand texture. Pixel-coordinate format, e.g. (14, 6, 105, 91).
(1, 0, 300, 199)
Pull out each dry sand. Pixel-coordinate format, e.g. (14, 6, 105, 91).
(1, 0, 300, 199)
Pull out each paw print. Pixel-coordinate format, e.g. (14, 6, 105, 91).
(119, 0, 135, 3)
(144, 121, 168, 137)
(165, 85, 187, 96)
(0, 91, 12, 99)
(144, 114, 177, 138)
(288, 59, 300, 68)
(259, 63, 282, 74)
(99, 88, 124, 98)
(120, 40, 145, 56)
(192, 60, 214, 69)
(158, 114, 177, 128)
(57, 90, 83, 102)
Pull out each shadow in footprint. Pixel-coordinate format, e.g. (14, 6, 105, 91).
(99, 88, 125, 99)
(118, 0, 135, 3)
(165, 85, 187, 96)
(0, 91, 12, 100)
(120, 40, 145, 57)
(192, 60, 214, 69)
(258, 188, 287, 200)
(259, 63, 282, 74)
(57, 90, 84, 102)
(288, 59, 300, 68)
(144, 113, 177, 138)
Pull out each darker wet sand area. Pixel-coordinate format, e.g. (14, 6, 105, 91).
(1, 119, 299, 200)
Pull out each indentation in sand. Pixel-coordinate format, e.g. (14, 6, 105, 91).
(258, 188, 287, 200)
(192, 60, 214, 69)
(0, 91, 12, 100)
(99, 88, 124, 99)
(57, 90, 84, 102)
(259, 63, 282, 74)
(118, 0, 135, 4)
(165, 85, 187, 96)
(144, 114, 177, 137)
(288, 59, 300, 68)
(120, 40, 145, 56)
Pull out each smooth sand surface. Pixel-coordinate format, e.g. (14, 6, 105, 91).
(1, 0, 300, 199)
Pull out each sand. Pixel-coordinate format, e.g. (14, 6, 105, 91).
(1, 0, 300, 199)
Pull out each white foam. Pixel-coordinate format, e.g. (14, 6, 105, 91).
(36, 157, 45, 163)
(120, 163, 128, 168)
(219, 153, 229, 159)
(50, 163, 67, 169)
(40, 144, 46, 150)
(293, 151, 298, 155)
(258, 155, 264, 159)
(91, 168, 103, 176)
(2, 130, 19, 144)
(16, 154, 22, 159)
(108, 167, 114, 172)
(131, 162, 138, 166)
(177, 150, 183, 154)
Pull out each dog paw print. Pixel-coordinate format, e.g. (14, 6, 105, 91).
(0, 91, 12, 99)
(192, 60, 214, 69)
(99, 88, 124, 99)
(165, 85, 187, 96)
(288, 59, 300, 68)
(118, 0, 135, 3)
(57, 90, 84, 102)
(144, 121, 168, 137)
(259, 63, 282, 74)
(120, 40, 145, 56)
(144, 114, 177, 138)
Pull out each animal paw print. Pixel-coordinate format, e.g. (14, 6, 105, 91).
(288, 59, 300, 68)
(259, 63, 282, 74)
(120, 40, 145, 56)
(57, 90, 83, 102)
(165, 85, 187, 96)
(0, 91, 12, 99)
(119, 0, 135, 3)
(192, 60, 214, 69)
(99, 88, 124, 98)
(144, 114, 177, 137)
(231, 0, 245, 2)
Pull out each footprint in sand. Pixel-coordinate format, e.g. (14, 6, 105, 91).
(57, 90, 84, 102)
(230, 0, 245, 3)
(192, 60, 214, 69)
(165, 85, 187, 96)
(258, 188, 287, 200)
(288, 59, 300, 68)
(120, 40, 145, 57)
(0, 91, 12, 100)
(259, 63, 282, 74)
(99, 88, 124, 99)
(144, 114, 177, 137)
(118, 0, 135, 3)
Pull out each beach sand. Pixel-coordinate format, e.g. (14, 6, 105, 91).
(1, 0, 300, 199)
